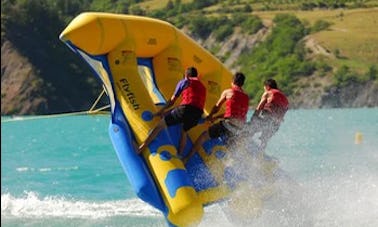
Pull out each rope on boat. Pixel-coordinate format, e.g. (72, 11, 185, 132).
(1, 87, 110, 123)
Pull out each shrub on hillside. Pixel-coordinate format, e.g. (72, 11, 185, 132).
(189, 15, 232, 40)
(241, 15, 263, 34)
(214, 24, 234, 42)
(334, 65, 359, 86)
(311, 19, 332, 33)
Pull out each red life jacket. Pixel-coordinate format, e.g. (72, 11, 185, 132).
(264, 88, 289, 119)
(224, 86, 249, 121)
(180, 78, 206, 110)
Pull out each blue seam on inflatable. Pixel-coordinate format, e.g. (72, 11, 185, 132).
(165, 169, 193, 198)
(160, 150, 173, 160)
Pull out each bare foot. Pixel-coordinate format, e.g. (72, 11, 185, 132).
(134, 141, 144, 154)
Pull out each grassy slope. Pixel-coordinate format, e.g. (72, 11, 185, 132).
(138, 0, 192, 10)
(254, 8, 378, 73)
(313, 9, 378, 71)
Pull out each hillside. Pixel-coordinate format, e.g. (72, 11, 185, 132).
(192, 9, 378, 108)
(1, 1, 377, 115)
(1, 41, 47, 114)
(252, 8, 378, 108)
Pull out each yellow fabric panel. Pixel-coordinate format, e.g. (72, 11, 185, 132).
(166, 199, 204, 227)
(152, 44, 183, 101)
(124, 18, 176, 57)
(60, 13, 174, 56)
(60, 13, 102, 53)
(60, 13, 125, 55)
(108, 43, 159, 143)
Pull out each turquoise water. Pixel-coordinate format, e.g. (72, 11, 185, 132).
(2, 108, 378, 226)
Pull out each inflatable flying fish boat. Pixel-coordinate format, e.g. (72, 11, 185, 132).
(59, 12, 280, 227)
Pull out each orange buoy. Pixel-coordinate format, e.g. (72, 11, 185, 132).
(354, 132, 363, 145)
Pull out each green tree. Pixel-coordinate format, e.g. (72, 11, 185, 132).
(366, 65, 378, 80)
(238, 14, 308, 103)
(167, 0, 174, 10)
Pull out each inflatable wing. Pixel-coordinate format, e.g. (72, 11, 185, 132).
(60, 12, 236, 227)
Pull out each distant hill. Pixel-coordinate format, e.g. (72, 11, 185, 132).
(1, 1, 377, 115)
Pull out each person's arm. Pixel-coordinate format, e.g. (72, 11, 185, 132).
(250, 91, 268, 120)
(154, 95, 178, 117)
(256, 91, 268, 110)
(206, 90, 228, 122)
(211, 113, 225, 121)
(254, 91, 269, 115)
(155, 79, 185, 117)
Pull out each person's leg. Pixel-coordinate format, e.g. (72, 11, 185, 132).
(249, 115, 264, 137)
(138, 119, 166, 154)
(179, 106, 203, 160)
(183, 130, 210, 163)
(258, 134, 269, 153)
(177, 128, 187, 156)
(183, 121, 225, 163)
(258, 119, 278, 153)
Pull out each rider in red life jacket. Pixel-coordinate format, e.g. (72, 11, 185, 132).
(183, 72, 249, 163)
(250, 78, 289, 152)
(138, 66, 206, 156)
(224, 85, 249, 122)
(180, 77, 206, 110)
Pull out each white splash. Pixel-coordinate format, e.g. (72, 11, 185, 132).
(1, 191, 162, 219)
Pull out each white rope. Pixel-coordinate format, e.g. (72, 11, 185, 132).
(1, 88, 110, 123)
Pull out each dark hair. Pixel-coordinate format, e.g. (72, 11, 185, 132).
(264, 78, 278, 89)
(233, 72, 245, 87)
(186, 67, 198, 77)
